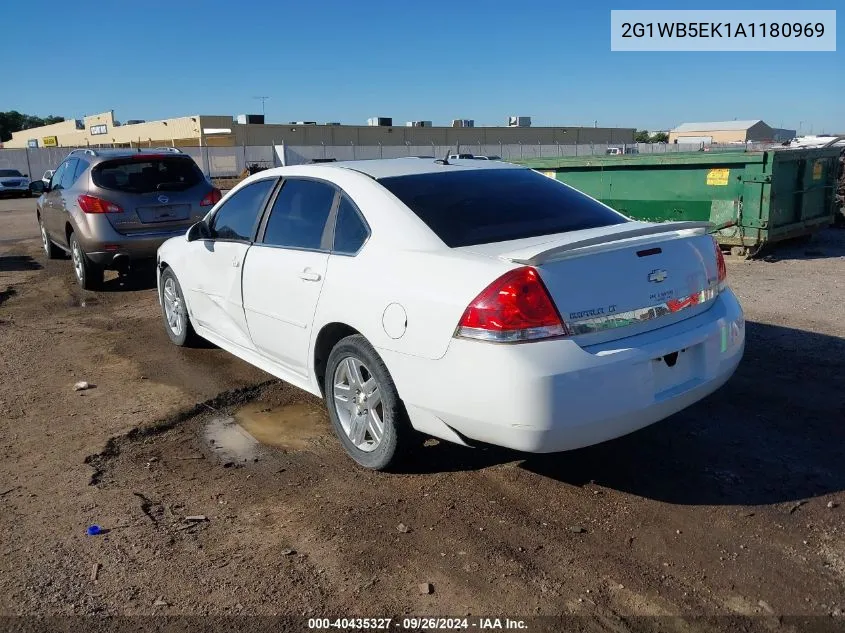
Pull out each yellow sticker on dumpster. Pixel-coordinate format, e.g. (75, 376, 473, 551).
(812, 161, 823, 180)
(706, 168, 730, 186)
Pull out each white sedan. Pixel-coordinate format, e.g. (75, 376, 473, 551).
(156, 159, 745, 470)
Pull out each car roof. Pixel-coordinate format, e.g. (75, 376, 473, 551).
(324, 157, 523, 179)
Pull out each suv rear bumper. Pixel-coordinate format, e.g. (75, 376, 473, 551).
(83, 229, 188, 268)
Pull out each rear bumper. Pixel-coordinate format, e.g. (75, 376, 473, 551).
(379, 289, 745, 453)
(77, 224, 188, 268)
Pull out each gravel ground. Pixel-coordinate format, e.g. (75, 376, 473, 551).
(1, 196, 843, 631)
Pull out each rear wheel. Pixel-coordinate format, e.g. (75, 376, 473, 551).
(160, 267, 198, 346)
(69, 232, 103, 290)
(325, 334, 412, 470)
(39, 216, 62, 260)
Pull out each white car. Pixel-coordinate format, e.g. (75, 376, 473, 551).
(156, 159, 744, 470)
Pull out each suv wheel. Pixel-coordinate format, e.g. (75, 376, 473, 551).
(69, 232, 103, 290)
(39, 216, 62, 260)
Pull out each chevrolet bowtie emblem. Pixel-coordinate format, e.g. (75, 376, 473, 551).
(648, 269, 668, 283)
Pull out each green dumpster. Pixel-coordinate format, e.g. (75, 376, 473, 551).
(517, 148, 841, 255)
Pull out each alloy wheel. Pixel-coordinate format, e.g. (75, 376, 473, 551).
(162, 277, 185, 336)
(332, 356, 384, 452)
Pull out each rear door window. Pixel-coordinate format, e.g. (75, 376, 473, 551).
(378, 168, 627, 247)
(261, 178, 336, 250)
(73, 159, 89, 182)
(92, 156, 203, 193)
(209, 178, 276, 242)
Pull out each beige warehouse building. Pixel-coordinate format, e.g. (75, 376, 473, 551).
(669, 120, 795, 144)
(5, 111, 634, 149)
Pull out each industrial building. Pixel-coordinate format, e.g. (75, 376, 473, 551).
(4, 110, 635, 149)
(669, 120, 796, 144)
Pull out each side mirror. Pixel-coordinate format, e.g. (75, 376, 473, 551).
(30, 181, 45, 194)
(187, 220, 212, 242)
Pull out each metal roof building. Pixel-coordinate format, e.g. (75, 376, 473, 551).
(668, 120, 794, 144)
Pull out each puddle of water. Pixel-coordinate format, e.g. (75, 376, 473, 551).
(235, 402, 325, 450)
(204, 416, 260, 464)
(203, 402, 325, 463)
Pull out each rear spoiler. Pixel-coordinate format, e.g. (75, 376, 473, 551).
(506, 221, 712, 266)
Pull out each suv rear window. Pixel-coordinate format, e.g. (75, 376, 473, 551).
(378, 168, 627, 247)
(92, 156, 203, 193)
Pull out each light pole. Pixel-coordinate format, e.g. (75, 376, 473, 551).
(253, 96, 270, 117)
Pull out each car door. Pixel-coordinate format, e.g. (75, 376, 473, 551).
(184, 177, 277, 350)
(242, 177, 337, 376)
(56, 159, 89, 245)
(42, 160, 71, 240)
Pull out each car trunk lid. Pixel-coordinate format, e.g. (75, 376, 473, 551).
(461, 221, 723, 345)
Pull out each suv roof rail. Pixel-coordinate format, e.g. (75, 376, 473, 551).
(150, 147, 184, 153)
(68, 148, 98, 157)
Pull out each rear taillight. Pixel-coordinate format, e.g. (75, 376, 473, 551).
(200, 187, 222, 207)
(78, 194, 122, 214)
(712, 236, 727, 289)
(455, 266, 568, 342)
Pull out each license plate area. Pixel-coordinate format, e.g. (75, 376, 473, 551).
(652, 345, 701, 397)
(136, 204, 190, 224)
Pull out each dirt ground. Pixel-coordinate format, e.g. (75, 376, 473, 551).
(1, 196, 844, 631)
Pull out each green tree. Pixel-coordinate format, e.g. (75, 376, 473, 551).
(634, 129, 650, 143)
(0, 111, 65, 143)
(650, 131, 669, 143)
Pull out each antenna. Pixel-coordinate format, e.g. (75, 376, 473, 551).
(253, 96, 270, 117)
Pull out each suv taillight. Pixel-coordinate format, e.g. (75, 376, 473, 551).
(712, 236, 727, 289)
(78, 194, 122, 214)
(455, 267, 568, 342)
(200, 187, 222, 207)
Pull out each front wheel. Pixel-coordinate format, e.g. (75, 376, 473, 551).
(39, 216, 62, 260)
(69, 232, 103, 290)
(159, 267, 199, 346)
(325, 334, 412, 470)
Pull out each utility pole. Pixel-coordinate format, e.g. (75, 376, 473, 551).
(253, 96, 270, 117)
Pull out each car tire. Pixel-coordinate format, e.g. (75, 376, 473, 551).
(38, 215, 62, 260)
(159, 267, 199, 347)
(69, 232, 103, 290)
(325, 334, 413, 471)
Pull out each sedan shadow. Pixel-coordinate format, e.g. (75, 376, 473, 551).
(99, 266, 158, 292)
(402, 321, 845, 506)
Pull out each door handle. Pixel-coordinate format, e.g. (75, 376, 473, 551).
(299, 271, 322, 282)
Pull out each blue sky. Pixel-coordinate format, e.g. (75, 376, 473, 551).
(3, 0, 842, 133)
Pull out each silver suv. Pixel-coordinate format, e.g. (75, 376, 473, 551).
(35, 148, 220, 289)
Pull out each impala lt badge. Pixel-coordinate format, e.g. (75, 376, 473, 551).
(648, 269, 668, 283)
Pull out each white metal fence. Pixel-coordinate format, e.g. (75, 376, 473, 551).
(0, 142, 777, 180)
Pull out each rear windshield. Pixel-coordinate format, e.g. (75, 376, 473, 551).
(92, 156, 203, 193)
(0, 169, 24, 177)
(378, 168, 627, 247)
